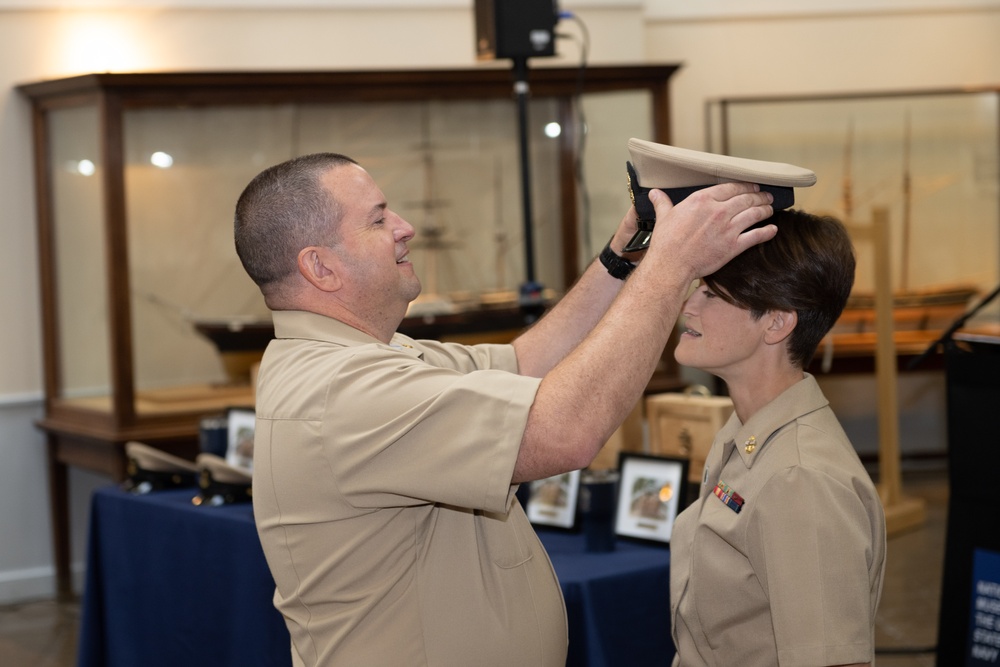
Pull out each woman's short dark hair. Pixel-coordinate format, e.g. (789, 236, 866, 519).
(702, 209, 856, 368)
(234, 153, 357, 294)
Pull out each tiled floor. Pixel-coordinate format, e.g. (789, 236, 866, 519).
(0, 466, 948, 666)
(0, 596, 79, 667)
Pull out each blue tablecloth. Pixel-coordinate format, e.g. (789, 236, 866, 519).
(78, 486, 674, 666)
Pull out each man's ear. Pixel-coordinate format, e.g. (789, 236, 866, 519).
(763, 309, 797, 345)
(297, 246, 343, 292)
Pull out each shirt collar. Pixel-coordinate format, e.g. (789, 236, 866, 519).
(271, 310, 424, 359)
(715, 373, 828, 468)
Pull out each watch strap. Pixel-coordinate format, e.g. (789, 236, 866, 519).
(599, 238, 636, 280)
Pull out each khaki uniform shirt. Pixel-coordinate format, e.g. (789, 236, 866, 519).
(670, 374, 886, 667)
(253, 311, 567, 666)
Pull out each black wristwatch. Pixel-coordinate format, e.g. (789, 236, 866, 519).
(599, 238, 636, 280)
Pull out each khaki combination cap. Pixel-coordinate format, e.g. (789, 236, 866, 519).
(123, 441, 198, 494)
(623, 138, 816, 252)
(628, 138, 816, 190)
(126, 441, 198, 473)
(196, 453, 252, 485)
(194, 453, 253, 505)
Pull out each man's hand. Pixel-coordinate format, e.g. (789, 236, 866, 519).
(512, 181, 774, 483)
(645, 183, 776, 283)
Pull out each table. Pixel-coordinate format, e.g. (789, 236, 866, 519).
(38, 416, 205, 599)
(78, 487, 675, 667)
(546, 531, 675, 666)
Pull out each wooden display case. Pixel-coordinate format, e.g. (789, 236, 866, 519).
(18, 64, 679, 597)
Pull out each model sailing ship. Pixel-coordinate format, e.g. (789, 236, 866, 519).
(827, 116, 978, 360)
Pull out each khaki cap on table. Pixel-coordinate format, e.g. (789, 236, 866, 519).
(193, 453, 253, 506)
(124, 441, 198, 494)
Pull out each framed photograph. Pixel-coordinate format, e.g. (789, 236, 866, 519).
(225, 407, 256, 471)
(526, 470, 582, 529)
(614, 453, 689, 545)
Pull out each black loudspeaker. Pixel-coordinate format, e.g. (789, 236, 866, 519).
(474, 0, 558, 61)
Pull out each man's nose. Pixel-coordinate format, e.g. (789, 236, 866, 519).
(392, 213, 415, 242)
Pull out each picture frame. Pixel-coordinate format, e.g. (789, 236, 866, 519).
(526, 469, 582, 530)
(225, 407, 256, 471)
(614, 453, 689, 545)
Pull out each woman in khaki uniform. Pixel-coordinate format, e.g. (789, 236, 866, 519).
(669, 209, 887, 667)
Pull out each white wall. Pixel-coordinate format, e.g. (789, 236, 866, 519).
(643, 4, 1000, 149)
(1, 0, 998, 603)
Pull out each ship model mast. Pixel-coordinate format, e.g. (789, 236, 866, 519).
(900, 111, 913, 292)
(405, 107, 460, 316)
(840, 114, 976, 310)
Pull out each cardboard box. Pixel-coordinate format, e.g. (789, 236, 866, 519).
(646, 389, 734, 483)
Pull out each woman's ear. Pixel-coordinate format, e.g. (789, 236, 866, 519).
(297, 246, 343, 292)
(764, 309, 797, 345)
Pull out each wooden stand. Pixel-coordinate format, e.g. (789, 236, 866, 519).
(866, 207, 927, 535)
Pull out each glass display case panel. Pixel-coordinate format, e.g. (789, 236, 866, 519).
(710, 91, 1000, 299)
(124, 105, 287, 392)
(578, 89, 654, 264)
(120, 95, 620, 396)
(27, 67, 675, 422)
(50, 105, 111, 403)
(296, 98, 563, 301)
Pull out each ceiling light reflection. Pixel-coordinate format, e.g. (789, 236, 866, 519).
(150, 151, 174, 169)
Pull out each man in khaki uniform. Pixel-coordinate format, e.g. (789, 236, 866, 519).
(234, 151, 777, 666)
